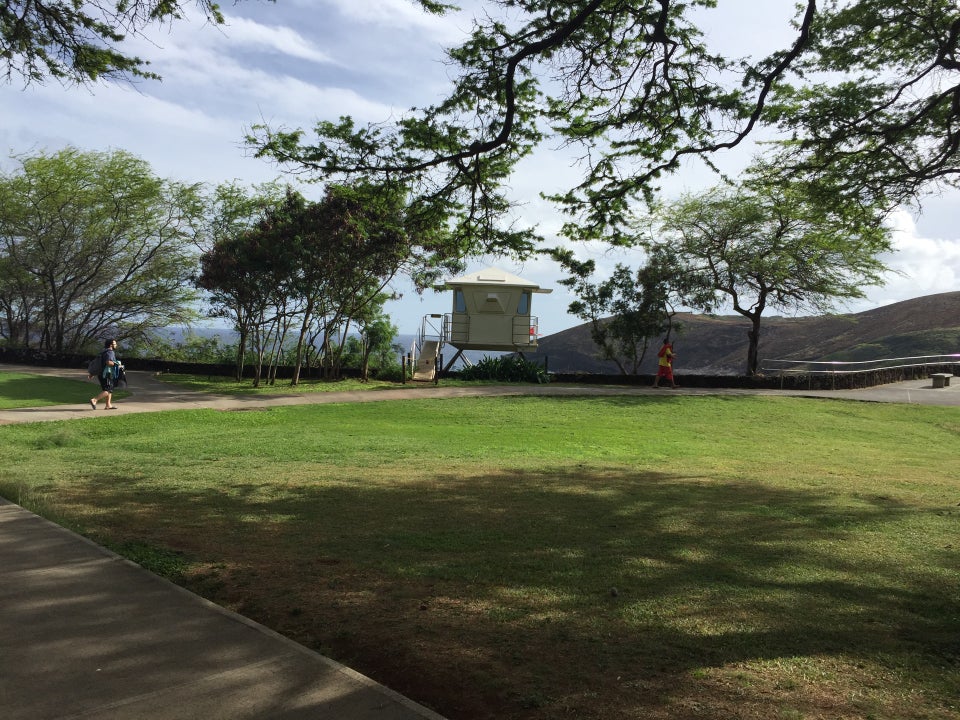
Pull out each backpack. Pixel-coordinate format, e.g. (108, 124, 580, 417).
(87, 353, 103, 377)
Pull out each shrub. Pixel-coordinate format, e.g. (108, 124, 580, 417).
(457, 354, 549, 383)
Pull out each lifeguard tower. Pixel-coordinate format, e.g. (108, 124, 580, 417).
(413, 267, 552, 380)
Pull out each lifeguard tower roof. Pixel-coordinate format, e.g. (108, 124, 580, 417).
(439, 267, 552, 293)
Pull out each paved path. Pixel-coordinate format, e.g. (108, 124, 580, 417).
(0, 498, 446, 720)
(0, 364, 956, 720)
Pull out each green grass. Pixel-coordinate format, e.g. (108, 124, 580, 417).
(153, 372, 517, 395)
(0, 371, 129, 408)
(0, 391, 957, 720)
(153, 372, 406, 395)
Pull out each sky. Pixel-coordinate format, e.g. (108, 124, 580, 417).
(1, 0, 957, 337)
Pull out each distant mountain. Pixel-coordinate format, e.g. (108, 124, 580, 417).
(523, 291, 960, 375)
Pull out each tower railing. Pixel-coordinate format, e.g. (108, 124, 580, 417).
(415, 314, 446, 359)
(513, 316, 540, 347)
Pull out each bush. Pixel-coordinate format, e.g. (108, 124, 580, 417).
(457, 354, 549, 383)
(373, 363, 407, 382)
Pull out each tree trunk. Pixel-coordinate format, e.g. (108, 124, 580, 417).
(291, 299, 314, 387)
(360, 349, 371, 382)
(235, 328, 248, 382)
(746, 316, 762, 376)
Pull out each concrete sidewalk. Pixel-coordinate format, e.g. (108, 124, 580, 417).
(0, 498, 446, 720)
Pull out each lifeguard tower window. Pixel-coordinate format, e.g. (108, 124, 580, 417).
(454, 289, 466, 313)
(517, 291, 530, 314)
(481, 293, 505, 312)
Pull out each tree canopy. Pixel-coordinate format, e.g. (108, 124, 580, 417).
(648, 175, 893, 374)
(249, 0, 959, 251)
(550, 249, 678, 374)
(0, 1, 241, 84)
(0, 147, 202, 352)
(197, 182, 457, 384)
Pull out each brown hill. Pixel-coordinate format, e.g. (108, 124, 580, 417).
(527, 291, 960, 375)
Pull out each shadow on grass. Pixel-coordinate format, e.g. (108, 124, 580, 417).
(0, 505, 451, 720)
(27, 465, 959, 720)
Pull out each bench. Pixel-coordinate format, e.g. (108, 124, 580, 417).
(930, 373, 953, 389)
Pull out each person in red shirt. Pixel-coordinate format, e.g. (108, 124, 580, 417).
(652, 339, 677, 389)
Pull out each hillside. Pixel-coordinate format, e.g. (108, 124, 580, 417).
(526, 291, 960, 375)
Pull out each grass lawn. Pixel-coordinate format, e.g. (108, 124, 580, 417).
(152, 372, 409, 395)
(0, 371, 128, 408)
(0, 382, 957, 719)
(151, 372, 512, 395)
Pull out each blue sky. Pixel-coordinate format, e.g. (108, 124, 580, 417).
(1, 0, 957, 336)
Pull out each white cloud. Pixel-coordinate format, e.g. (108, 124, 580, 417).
(218, 14, 336, 65)
(859, 210, 960, 309)
(313, 0, 474, 43)
(129, 6, 335, 66)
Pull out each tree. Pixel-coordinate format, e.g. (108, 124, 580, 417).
(197, 181, 457, 385)
(549, 243, 714, 374)
(766, 0, 960, 209)
(290, 182, 450, 382)
(249, 1, 958, 249)
(1, 1, 229, 84)
(199, 181, 287, 253)
(649, 179, 892, 375)
(0, 147, 202, 352)
(336, 308, 397, 381)
(0, 244, 38, 347)
(356, 310, 398, 382)
(197, 205, 294, 384)
(193, 183, 291, 382)
(549, 249, 671, 374)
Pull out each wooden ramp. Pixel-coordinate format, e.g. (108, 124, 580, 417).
(413, 340, 439, 381)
